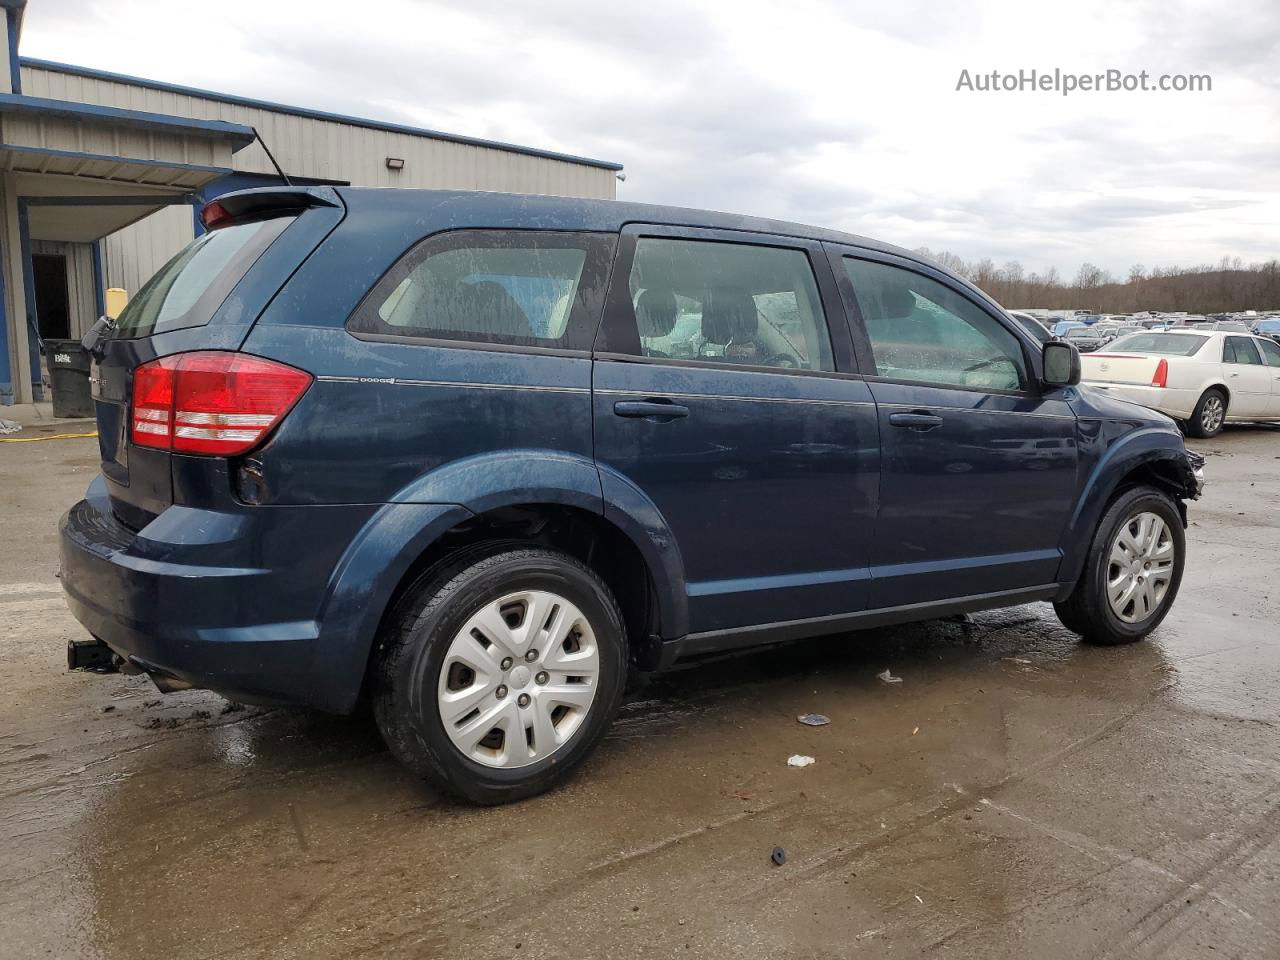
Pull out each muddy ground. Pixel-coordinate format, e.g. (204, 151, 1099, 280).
(1, 423, 1278, 959)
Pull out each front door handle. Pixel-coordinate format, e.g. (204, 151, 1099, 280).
(888, 411, 943, 431)
(613, 400, 690, 421)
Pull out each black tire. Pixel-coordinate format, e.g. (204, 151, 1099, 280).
(1184, 388, 1227, 438)
(373, 547, 627, 805)
(1054, 485, 1185, 645)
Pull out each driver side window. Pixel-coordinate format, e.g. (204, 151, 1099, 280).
(843, 258, 1026, 391)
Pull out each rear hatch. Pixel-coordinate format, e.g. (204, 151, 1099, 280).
(88, 189, 343, 530)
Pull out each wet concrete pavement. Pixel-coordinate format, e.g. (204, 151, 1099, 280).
(2, 423, 1278, 959)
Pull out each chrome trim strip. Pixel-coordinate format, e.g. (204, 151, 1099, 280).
(315, 375, 590, 395)
(593, 387, 874, 408)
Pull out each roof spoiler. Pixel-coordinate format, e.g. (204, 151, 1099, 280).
(200, 185, 342, 230)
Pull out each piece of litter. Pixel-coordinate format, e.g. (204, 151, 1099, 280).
(787, 754, 815, 768)
(0, 419, 20, 435)
(911, 726, 919, 736)
(797, 713, 830, 727)
(915, 894, 924, 904)
(770, 846, 787, 866)
(877, 669, 903, 684)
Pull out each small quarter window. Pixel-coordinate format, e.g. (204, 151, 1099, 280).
(351, 231, 613, 350)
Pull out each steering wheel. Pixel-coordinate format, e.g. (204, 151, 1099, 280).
(766, 353, 799, 369)
(961, 357, 1008, 374)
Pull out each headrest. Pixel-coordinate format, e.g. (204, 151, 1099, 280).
(879, 284, 917, 320)
(635, 287, 678, 339)
(701, 288, 758, 345)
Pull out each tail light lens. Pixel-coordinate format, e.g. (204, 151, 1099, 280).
(131, 352, 312, 456)
(1151, 358, 1169, 388)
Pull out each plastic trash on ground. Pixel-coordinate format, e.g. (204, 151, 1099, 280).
(787, 754, 815, 767)
(796, 713, 830, 726)
(0, 419, 20, 435)
(877, 669, 903, 684)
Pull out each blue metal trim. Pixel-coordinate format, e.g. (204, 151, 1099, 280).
(0, 204, 9, 404)
(16, 198, 41, 398)
(18, 57, 625, 172)
(0, 143, 233, 176)
(21, 194, 196, 206)
(0, 92, 256, 146)
(5, 8, 20, 94)
(91, 240, 105, 318)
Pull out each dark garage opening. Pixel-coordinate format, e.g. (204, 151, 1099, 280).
(33, 254, 71, 341)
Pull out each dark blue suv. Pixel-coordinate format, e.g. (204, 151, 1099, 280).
(60, 187, 1204, 803)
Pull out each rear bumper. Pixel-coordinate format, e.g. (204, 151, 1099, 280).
(59, 477, 375, 709)
(1088, 383, 1199, 420)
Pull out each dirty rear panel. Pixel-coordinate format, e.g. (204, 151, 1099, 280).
(89, 189, 346, 528)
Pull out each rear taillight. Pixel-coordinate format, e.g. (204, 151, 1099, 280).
(131, 352, 312, 456)
(1151, 358, 1169, 388)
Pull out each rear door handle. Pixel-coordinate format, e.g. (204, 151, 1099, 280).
(613, 400, 690, 421)
(888, 411, 943, 431)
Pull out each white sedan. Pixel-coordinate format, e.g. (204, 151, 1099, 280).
(1080, 329, 1280, 437)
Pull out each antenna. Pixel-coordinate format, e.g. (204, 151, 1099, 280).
(252, 126, 293, 186)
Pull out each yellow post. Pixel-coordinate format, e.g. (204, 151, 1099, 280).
(105, 288, 129, 319)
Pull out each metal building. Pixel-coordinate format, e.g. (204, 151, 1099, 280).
(0, 0, 622, 406)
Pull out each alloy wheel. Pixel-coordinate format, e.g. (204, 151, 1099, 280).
(1200, 395, 1224, 433)
(1106, 511, 1175, 624)
(437, 590, 599, 768)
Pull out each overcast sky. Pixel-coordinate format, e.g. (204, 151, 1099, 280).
(22, 0, 1280, 277)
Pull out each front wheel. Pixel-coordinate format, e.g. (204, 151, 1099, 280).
(374, 547, 627, 804)
(1054, 486, 1185, 645)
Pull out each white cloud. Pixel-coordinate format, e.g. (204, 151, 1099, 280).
(19, 0, 1280, 275)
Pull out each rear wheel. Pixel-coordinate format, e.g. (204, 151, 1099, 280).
(374, 547, 627, 804)
(1054, 486, 1184, 645)
(1184, 388, 1226, 438)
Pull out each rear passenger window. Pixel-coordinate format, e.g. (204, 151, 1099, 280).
(1224, 337, 1264, 365)
(350, 231, 613, 350)
(623, 238, 833, 371)
(843, 258, 1026, 391)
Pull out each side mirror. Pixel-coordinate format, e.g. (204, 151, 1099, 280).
(1043, 340, 1081, 387)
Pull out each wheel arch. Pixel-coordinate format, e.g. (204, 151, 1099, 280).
(1058, 428, 1197, 591)
(309, 451, 687, 713)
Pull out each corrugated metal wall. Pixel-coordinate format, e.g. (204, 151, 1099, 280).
(20, 65, 618, 199)
(20, 63, 618, 301)
(99, 205, 194, 297)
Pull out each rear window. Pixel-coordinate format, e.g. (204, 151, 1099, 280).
(113, 217, 293, 337)
(350, 230, 615, 351)
(1107, 333, 1209, 356)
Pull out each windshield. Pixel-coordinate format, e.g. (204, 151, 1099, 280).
(1066, 328, 1098, 339)
(113, 217, 294, 337)
(1108, 333, 1209, 356)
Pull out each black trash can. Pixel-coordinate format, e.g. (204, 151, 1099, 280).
(44, 339, 94, 418)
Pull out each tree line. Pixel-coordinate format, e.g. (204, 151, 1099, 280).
(912, 250, 1280, 314)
